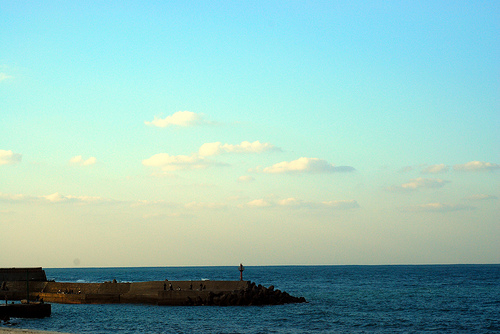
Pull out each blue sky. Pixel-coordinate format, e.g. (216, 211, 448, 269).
(1, 1, 499, 267)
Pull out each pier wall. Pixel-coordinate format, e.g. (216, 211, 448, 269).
(2, 280, 252, 305)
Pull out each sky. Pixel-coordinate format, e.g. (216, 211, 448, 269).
(1, 1, 499, 268)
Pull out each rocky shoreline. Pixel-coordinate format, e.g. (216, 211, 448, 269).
(183, 282, 306, 306)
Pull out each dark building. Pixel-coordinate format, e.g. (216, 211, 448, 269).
(0, 267, 47, 281)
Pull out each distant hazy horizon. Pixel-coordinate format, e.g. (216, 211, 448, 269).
(1, 1, 499, 268)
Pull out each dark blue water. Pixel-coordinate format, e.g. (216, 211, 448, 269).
(3, 265, 499, 333)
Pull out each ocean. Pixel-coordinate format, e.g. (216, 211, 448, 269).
(2, 265, 499, 333)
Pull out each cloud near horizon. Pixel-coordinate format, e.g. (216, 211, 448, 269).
(322, 200, 360, 209)
(421, 164, 449, 174)
(184, 201, 227, 210)
(260, 157, 355, 174)
(389, 177, 450, 192)
(69, 155, 96, 166)
(403, 202, 475, 213)
(0, 192, 32, 202)
(238, 175, 255, 182)
(462, 194, 498, 201)
(453, 161, 500, 172)
(2, 189, 361, 213)
(142, 153, 223, 171)
(144, 140, 277, 173)
(0, 73, 13, 82)
(0, 191, 108, 204)
(145, 111, 211, 127)
(239, 197, 359, 210)
(43, 192, 106, 203)
(0, 150, 22, 165)
(199, 140, 280, 156)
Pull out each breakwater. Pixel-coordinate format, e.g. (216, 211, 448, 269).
(1, 268, 306, 306)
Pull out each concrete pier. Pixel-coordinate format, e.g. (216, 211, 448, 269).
(1, 268, 306, 306)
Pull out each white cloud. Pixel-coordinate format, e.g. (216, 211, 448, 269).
(262, 157, 355, 174)
(198, 142, 222, 156)
(241, 199, 273, 208)
(389, 177, 450, 191)
(239, 197, 359, 210)
(184, 202, 227, 210)
(463, 194, 498, 201)
(69, 155, 96, 166)
(322, 200, 360, 209)
(453, 161, 500, 172)
(44, 193, 67, 202)
(404, 202, 475, 213)
(238, 175, 255, 182)
(130, 199, 180, 208)
(44, 193, 106, 203)
(0, 73, 13, 82)
(278, 197, 309, 208)
(0, 191, 107, 204)
(145, 111, 210, 127)
(0, 150, 22, 165)
(421, 164, 449, 174)
(142, 153, 222, 171)
(199, 140, 280, 156)
(0, 192, 33, 202)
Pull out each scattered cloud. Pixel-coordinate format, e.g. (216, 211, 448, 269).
(404, 202, 475, 213)
(69, 155, 96, 166)
(239, 197, 359, 210)
(0, 73, 13, 82)
(0, 191, 108, 204)
(130, 199, 180, 209)
(142, 153, 223, 171)
(142, 212, 184, 220)
(399, 166, 414, 173)
(238, 175, 255, 182)
(453, 161, 500, 172)
(0, 150, 22, 165)
(226, 195, 249, 202)
(0, 192, 33, 202)
(278, 197, 310, 208)
(43, 192, 106, 203)
(421, 164, 449, 174)
(143, 140, 278, 173)
(261, 157, 355, 174)
(463, 194, 498, 201)
(388, 177, 450, 192)
(199, 140, 280, 156)
(145, 111, 211, 127)
(184, 202, 227, 210)
(322, 200, 360, 209)
(241, 199, 273, 208)
(1, 189, 360, 215)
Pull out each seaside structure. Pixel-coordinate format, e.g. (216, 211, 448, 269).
(1, 268, 306, 306)
(1, 268, 51, 320)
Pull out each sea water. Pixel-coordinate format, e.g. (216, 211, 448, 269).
(3, 265, 499, 333)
